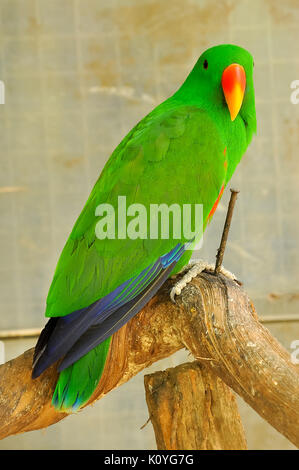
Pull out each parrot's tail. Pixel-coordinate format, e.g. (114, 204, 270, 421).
(52, 338, 111, 412)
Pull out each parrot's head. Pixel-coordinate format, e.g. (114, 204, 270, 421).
(176, 44, 257, 144)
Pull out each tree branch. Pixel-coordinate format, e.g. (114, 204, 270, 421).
(144, 362, 247, 450)
(0, 272, 298, 447)
(215, 189, 239, 274)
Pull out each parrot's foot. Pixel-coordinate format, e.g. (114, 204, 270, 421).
(170, 260, 238, 303)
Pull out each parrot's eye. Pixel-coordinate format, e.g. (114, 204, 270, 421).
(203, 59, 208, 69)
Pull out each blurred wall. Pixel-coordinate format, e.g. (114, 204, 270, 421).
(0, 0, 298, 449)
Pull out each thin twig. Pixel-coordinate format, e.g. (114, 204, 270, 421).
(140, 415, 152, 430)
(215, 189, 239, 274)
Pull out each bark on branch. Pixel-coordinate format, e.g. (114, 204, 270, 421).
(0, 272, 298, 446)
(144, 362, 248, 450)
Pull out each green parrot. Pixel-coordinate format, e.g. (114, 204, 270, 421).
(32, 44, 256, 412)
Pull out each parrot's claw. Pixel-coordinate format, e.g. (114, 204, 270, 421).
(170, 260, 238, 303)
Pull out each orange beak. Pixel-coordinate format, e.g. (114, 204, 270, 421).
(221, 63, 246, 121)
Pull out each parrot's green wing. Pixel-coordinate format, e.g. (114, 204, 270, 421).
(46, 105, 227, 317)
(33, 104, 228, 411)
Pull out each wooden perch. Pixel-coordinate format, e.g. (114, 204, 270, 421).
(144, 362, 247, 450)
(0, 272, 298, 447)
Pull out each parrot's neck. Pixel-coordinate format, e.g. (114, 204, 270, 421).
(166, 90, 254, 187)
(172, 71, 256, 149)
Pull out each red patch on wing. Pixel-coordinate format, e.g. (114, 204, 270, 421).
(207, 184, 225, 221)
(224, 160, 228, 169)
(223, 147, 227, 156)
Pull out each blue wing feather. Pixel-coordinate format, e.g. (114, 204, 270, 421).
(32, 243, 185, 378)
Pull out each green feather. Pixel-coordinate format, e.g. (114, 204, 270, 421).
(52, 338, 111, 412)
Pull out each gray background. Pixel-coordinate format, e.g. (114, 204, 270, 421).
(0, 0, 298, 449)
